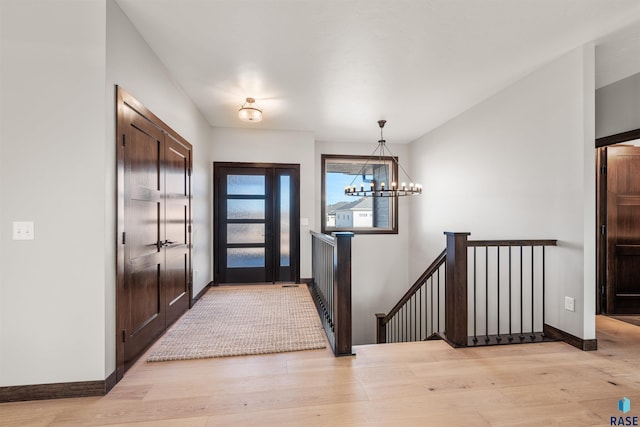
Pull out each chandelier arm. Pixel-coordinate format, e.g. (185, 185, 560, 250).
(380, 143, 417, 184)
(347, 143, 382, 188)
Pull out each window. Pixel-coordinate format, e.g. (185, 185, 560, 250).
(321, 154, 398, 234)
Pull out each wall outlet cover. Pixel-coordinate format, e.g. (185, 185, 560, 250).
(13, 221, 34, 240)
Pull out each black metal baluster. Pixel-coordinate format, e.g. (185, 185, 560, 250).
(473, 247, 478, 343)
(404, 305, 407, 342)
(419, 285, 422, 341)
(520, 246, 524, 341)
(437, 267, 440, 333)
(410, 299, 412, 342)
(426, 281, 430, 336)
(542, 246, 546, 338)
(394, 316, 397, 343)
(531, 246, 535, 340)
(508, 247, 513, 342)
(399, 307, 402, 342)
(406, 301, 410, 342)
(496, 245, 501, 343)
(391, 314, 394, 343)
(485, 247, 489, 343)
(390, 317, 393, 343)
(412, 294, 415, 341)
(430, 276, 434, 337)
(417, 290, 419, 340)
(408, 298, 411, 342)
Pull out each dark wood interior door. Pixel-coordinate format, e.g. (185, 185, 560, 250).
(215, 163, 300, 284)
(117, 88, 193, 378)
(123, 107, 167, 367)
(164, 136, 192, 325)
(607, 145, 640, 314)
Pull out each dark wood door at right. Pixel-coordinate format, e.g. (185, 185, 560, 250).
(607, 145, 640, 314)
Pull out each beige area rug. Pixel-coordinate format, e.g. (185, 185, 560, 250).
(147, 285, 327, 362)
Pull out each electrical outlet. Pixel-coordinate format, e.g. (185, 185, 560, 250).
(13, 221, 34, 240)
(564, 296, 575, 312)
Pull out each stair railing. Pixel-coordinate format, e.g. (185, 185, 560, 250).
(376, 232, 558, 348)
(310, 231, 354, 356)
(375, 250, 446, 344)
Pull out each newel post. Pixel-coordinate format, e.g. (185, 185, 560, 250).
(444, 232, 470, 347)
(333, 232, 354, 356)
(375, 313, 387, 344)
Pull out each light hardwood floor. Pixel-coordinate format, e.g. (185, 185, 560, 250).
(2, 316, 639, 426)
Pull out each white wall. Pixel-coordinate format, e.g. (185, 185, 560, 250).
(0, 0, 215, 387)
(106, 0, 214, 375)
(211, 127, 315, 279)
(409, 46, 596, 340)
(0, 0, 108, 386)
(596, 71, 640, 138)
(316, 141, 410, 345)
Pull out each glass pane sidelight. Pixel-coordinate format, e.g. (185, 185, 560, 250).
(280, 175, 291, 267)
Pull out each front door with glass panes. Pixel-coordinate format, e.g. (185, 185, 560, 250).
(214, 163, 300, 284)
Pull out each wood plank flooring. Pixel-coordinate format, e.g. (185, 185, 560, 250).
(2, 315, 640, 426)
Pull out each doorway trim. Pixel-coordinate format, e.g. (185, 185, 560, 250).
(213, 162, 301, 284)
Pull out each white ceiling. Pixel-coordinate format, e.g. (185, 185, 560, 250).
(116, 0, 640, 144)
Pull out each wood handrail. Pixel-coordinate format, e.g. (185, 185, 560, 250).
(310, 230, 335, 246)
(381, 249, 446, 323)
(467, 239, 557, 247)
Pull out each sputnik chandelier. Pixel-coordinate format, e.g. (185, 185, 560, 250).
(345, 120, 422, 197)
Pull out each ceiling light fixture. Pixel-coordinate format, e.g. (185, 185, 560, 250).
(238, 97, 263, 122)
(345, 120, 422, 197)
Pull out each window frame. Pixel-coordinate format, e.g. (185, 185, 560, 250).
(321, 154, 398, 235)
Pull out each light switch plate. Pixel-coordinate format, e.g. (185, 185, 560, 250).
(300, 217, 309, 226)
(13, 221, 34, 240)
(564, 296, 575, 312)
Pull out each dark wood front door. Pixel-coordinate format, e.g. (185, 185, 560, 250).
(117, 88, 192, 379)
(214, 163, 300, 284)
(606, 145, 640, 314)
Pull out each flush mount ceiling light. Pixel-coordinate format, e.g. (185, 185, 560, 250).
(238, 97, 263, 123)
(345, 120, 422, 197)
